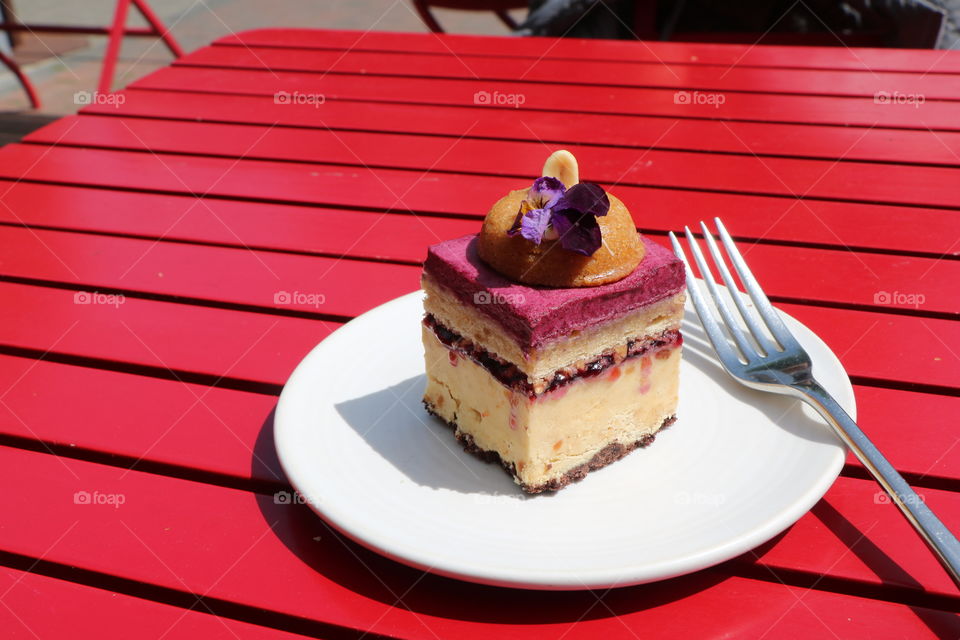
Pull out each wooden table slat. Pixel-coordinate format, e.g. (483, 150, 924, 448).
(0, 281, 335, 388)
(0, 225, 423, 320)
(26, 115, 960, 214)
(0, 566, 315, 640)
(0, 179, 468, 263)
(19, 118, 960, 211)
(178, 45, 960, 101)
(131, 66, 960, 131)
(6, 160, 960, 261)
(78, 89, 960, 168)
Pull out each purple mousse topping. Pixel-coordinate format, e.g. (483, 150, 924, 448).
(423, 234, 685, 350)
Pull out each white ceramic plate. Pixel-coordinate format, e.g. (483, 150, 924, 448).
(275, 287, 852, 590)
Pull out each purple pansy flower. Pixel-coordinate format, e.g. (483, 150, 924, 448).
(529, 176, 566, 208)
(518, 206, 552, 243)
(508, 177, 566, 244)
(508, 178, 610, 256)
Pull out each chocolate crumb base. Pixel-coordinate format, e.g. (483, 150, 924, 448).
(423, 400, 676, 494)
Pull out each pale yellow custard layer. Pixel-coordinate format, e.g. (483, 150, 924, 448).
(422, 325, 681, 491)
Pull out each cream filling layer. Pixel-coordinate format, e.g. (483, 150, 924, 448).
(422, 273, 685, 381)
(423, 326, 681, 489)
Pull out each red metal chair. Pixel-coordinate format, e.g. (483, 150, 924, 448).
(0, 0, 183, 108)
(411, 0, 527, 33)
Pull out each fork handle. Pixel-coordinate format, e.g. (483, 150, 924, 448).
(793, 379, 960, 588)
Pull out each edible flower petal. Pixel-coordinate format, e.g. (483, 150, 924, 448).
(551, 208, 603, 256)
(508, 178, 611, 256)
(553, 182, 609, 219)
(518, 207, 553, 244)
(528, 176, 566, 208)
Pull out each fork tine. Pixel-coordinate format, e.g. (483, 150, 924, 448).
(699, 221, 779, 356)
(714, 218, 798, 350)
(682, 226, 757, 362)
(669, 231, 746, 366)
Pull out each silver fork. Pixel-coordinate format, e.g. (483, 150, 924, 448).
(670, 219, 960, 588)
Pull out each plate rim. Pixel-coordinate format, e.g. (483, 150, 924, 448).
(275, 286, 852, 590)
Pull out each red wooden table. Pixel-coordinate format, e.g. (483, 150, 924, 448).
(0, 27, 959, 639)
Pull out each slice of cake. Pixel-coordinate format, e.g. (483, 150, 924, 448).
(422, 151, 686, 493)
